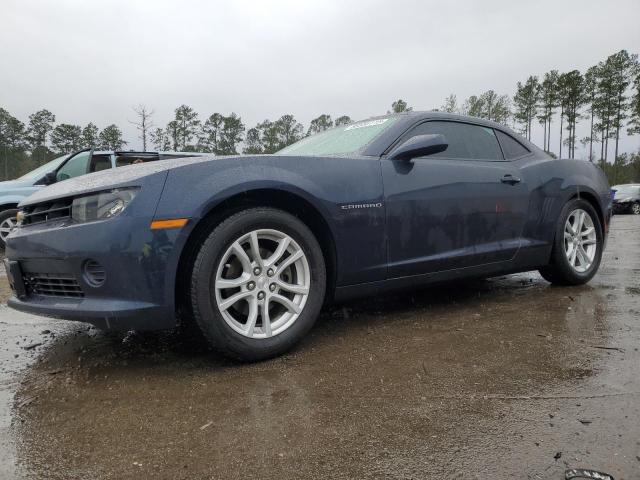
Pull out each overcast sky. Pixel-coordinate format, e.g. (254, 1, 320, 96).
(2, 0, 639, 156)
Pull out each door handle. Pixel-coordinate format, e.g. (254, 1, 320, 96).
(501, 174, 521, 185)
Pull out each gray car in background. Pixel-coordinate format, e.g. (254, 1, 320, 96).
(0, 149, 203, 246)
(611, 184, 640, 215)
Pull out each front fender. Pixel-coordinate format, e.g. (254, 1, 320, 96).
(154, 155, 387, 306)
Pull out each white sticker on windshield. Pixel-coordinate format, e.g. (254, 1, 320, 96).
(344, 119, 389, 131)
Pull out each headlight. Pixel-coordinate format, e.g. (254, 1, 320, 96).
(71, 188, 139, 223)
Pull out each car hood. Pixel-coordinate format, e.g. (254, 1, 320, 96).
(0, 179, 37, 191)
(19, 154, 224, 207)
(613, 196, 638, 202)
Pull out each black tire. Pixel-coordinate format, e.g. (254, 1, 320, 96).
(539, 199, 603, 285)
(0, 208, 19, 249)
(189, 207, 326, 361)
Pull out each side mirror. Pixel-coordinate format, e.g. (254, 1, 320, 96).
(389, 134, 448, 161)
(37, 172, 57, 186)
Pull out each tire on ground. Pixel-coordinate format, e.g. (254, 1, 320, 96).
(189, 207, 326, 361)
(539, 198, 603, 286)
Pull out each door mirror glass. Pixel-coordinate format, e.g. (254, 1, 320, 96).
(390, 134, 448, 161)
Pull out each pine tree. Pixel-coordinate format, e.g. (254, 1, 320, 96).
(441, 94, 458, 113)
(536, 70, 558, 153)
(389, 99, 412, 113)
(307, 114, 333, 135)
(51, 124, 82, 153)
(559, 70, 584, 159)
(98, 125, 126, 151)
(173, 105, 200, 150)
(334, 116, 352, 126)
(150, 127, 170, 151)
(513, 76, 539, 140)
(81, 123, 99, 149)
(628, 67, 640, 136)
(607, 50, 639, 162)
(27, 109, 55, 150)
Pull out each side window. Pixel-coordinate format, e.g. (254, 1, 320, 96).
(116, 155, 157, 167)
(88, 155, 112, 173)
(404, 121, 503, 160)
(56, 151, 91, 181)
(495, 130, 530, 159)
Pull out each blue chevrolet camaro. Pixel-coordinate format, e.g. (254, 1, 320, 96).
(5, 112, 611, 360)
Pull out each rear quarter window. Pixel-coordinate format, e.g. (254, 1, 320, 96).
(495, 130, 530, 159)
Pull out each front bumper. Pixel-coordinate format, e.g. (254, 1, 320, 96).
(4, 175, 185, 331)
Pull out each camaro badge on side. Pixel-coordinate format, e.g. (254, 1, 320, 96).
(339, 202, 383, 211)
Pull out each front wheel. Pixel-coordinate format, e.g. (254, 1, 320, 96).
(189, 207, 326, 361)
(0, 209, 19, 249)
(632, 202, 640, 215)
(539, 199, 603, 285)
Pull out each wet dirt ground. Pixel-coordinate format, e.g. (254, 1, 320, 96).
(0, 216, 639, 479)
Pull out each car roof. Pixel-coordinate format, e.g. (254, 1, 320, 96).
(357, 110, 545, 158)
(91, 150, 207, 156)
(365, 110, 514, 131)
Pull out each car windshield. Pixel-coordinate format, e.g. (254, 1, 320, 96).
(613, 185, 640, 196)
(18, 155, 69, 181)
(277, 117, 398, 156)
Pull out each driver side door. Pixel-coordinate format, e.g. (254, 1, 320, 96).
(382, 120, 529, 278)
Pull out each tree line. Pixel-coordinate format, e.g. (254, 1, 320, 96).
(1, 49, 638, 183)
(438, 50, 640, 183)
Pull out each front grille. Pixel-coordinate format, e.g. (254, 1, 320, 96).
(22, 198, 73, 226)
(23, 273, 84, 298)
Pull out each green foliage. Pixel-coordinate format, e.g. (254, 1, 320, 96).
(99, 124, 126, 150)
(537, 70, 559, 153)
(441, 94, 458, 113)
(556, 70, 584, 158)
(150, 127, 170, 151)
(0, 108, 26, 149)
(307, 114, 333, 135)
(27, 109, 55, 149)
(173, 105, 200, 151)
(513, 76, 539, 140)
(335, 115, 352, 126)
(51, 124, 82, 153)
(390, 99, 412, 113)
(628, 68, 640, 136)
(462, 90, 510, 124)
(242, 115, 304, 154)
(200, 112, 245, 155)
(81, 123, 99, 149)
(599, 151, 640, 185)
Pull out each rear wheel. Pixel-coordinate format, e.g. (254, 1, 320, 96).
(632, 202, 640, 215)
(189, 207, 326, 361)
(0, 209, 19, 249)
(539, 199, 603, 285)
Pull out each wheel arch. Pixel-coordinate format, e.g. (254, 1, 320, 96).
(0, 203, 19, 212)
(569, 190, 606, 236)
(174, 188, 338, 319)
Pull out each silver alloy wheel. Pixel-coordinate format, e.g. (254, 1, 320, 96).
(563, 208, 597, 273)
(214, 228, 310, 339)
(0, 216, 16, 241)
(632, 203, 640, 215)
